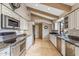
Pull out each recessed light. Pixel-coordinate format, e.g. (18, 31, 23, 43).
(48, 8, 50, 10)
(35, 4, 38, 6)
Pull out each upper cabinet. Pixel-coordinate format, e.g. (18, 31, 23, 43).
(75, 9, 79, 29)
(2, 5, 20, 20)
(2, 3, 31, 21)
(68, 11, 75, 29)
(0, 4, 1, 29)
(14, 4, 31, 20)
(67, 8, 79, 30)
(20, 17, 28, 30)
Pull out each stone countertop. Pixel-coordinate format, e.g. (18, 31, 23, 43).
(1, 34, 35, 52)
(50, 33, 79, 47)
(57, 35, 79, 47)
(0, 34, 27, 52)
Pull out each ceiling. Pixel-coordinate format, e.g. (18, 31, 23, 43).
(25, 3, 76, 21)
(63, 3, 76, 6)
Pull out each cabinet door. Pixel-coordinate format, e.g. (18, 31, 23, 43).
(2, 5, 20, 20)
(75, 9, 79, 29)
(57, 37, 62, 53)
(0, 4, 1, 29)
(0, 46, 10, 56)
(20, 17, 28, 30)
(61, 40, 66, 56)
(75, 46, 79, 56)
(49, 35, 57, 47)
(66, 42, 75, 56)
(68, 12, 75, 29)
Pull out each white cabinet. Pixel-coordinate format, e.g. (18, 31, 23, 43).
(20, 17, 28, 30)
(0, 4, 1, 29)
(68, 12, 75, 29)
(2, 5, 20, 20)
(26, 35, 33, 50)
(49, 34, 57, 47)
(0, 46, 10, 56)
(61, 39, 66, 56)
(75, 9, 79, 29)
(75, 46, 79, 56)
(68, 8, 79, 30)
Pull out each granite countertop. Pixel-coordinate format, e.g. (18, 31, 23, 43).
(57, 35, 79, 47)
(0, 33, 27, 51)
(50, 33, 79, 47)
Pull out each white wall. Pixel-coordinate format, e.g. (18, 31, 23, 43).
(32, 15, 52, 40)
(42, 23, 52, 40)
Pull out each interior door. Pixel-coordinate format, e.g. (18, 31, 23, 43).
(32, 25, 35, 44)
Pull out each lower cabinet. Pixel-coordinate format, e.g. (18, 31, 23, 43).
(75, 46, 79, 56)
(0, 46, 10, 56)
(61, 39, 66, 56)
(57, 37, 62, 53)
(50, 35, 79, 56)
(65, 42, 75, 56)
(50, 34, 57, 47)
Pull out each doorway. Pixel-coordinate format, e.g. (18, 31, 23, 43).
(33, 23, 42, 41)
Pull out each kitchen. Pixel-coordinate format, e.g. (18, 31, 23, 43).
(0, 3, 79, 56)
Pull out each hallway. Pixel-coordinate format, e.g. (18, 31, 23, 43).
(26, 39, 61, 56)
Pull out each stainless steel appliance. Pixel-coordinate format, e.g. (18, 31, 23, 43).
(0, 32, 16, 43)
(1, 14, 20, 29)
(11, 35, 26, 56)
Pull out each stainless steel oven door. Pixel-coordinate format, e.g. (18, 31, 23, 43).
(11, 39, 26, 56)
(1, 14, 20, 29)
(5, 16, 14, 28)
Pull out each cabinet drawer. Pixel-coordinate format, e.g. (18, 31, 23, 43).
(0, 46, 10, 56)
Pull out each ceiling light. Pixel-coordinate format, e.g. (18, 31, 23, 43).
(35, 4, 38, 6)
(48, 8, 50, 10)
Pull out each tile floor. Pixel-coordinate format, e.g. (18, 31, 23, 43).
(26, 39, 61, 56)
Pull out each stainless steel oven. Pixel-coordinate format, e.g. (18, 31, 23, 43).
(11, 37, 26, 56)
(1, 14, 20, 29)
(0, 32, 16, 43)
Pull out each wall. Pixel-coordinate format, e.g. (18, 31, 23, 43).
(32, 15, 52, 40)
(42, 23, 52, 40)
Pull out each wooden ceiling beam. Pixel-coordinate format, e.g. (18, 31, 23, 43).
(42, 3, 72, 12)
(31, 14, 53, 22)
(27, 7, 59, 19)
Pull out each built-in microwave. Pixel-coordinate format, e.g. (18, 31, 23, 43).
(1, 14, 20, 29)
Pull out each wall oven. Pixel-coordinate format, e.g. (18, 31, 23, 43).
(1, 14, 20, 29)
(11, 37, 26, 56)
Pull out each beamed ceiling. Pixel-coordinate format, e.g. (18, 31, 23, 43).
(26, 3, 75, 21)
